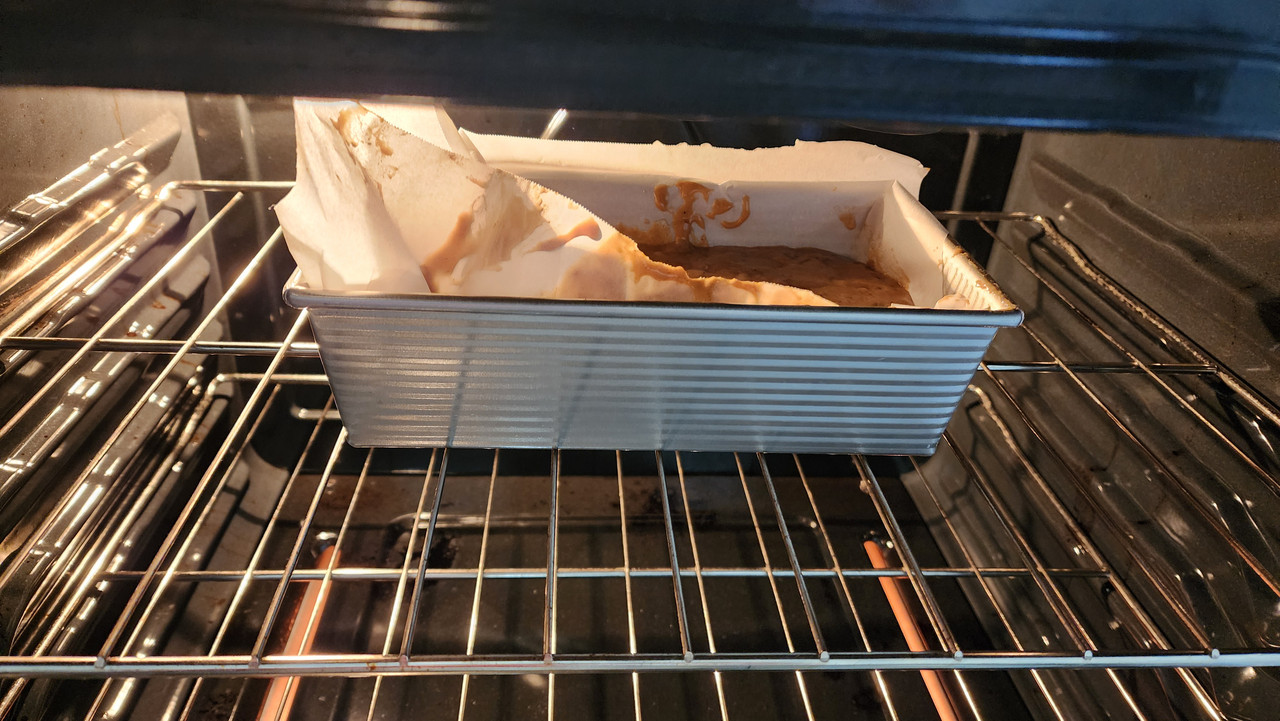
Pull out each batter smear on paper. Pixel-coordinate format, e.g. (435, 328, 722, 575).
(620, 183, 912, 307)
(278, 101, 925, 309)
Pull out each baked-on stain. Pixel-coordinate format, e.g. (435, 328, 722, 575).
(421, 211, 474, 282)
(332, 107, 361, 147)
(332, 105, 394, 157)
(718, 195, 750, 229)
(669, 181, 713, 246)
(699, 194, 750, 229)
(706, 198, 734, 219)
(838, 210, 858, 230)
(530, 218, 603, 253)
(651, 182, 753, 241)
(653, 184, 670, 212)
(570, 218, 602, 240)
(640, 243, 912, 307)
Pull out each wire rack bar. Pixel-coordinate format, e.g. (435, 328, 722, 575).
(399, 449, 452, 660)
(0, 385, 228, 717)
(250, 425, 351, 663)
(1, 174, 1277, 721)
(854, 456, 961, 656)
(672, 453, 731, 721)
(0, 650, 1272, 679)
(652, 453, 695, 661)
(94, 312, 309, 662)
(1028, 215, 1279, 430)
(362, 448, 442, 721)
(755, 453, 830, 661)
(962, 380, 1230, 718)
(938, 210, 1280, 435)
(0, 337, 322, 356)
(267, 446, 376, 721)
(0, 192, 247, 441)
(939, 433, 1095, 651)
(930, 438, 1169, 720)
(544, 451, 561, 721)
(730, 453, 818, 720)
(906, 456, 1073, 721)
(1021, 322, 1280, 596)
(790, 455, 901, 721)
(143, 393, 339, 720)
(457, 450, 501, 721)
(965, 380, 1215, 649)
(87, 566, 1113, 583)
(202, 396, 338, 659)
(614, 452, 644, 721)
(976, 217, 1280, 488)
(542, 450, 561, 663)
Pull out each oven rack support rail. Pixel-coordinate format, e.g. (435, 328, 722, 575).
(0, 181, 1277, 713)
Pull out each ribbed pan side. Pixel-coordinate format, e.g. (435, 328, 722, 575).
(298, 298, 1019, 454)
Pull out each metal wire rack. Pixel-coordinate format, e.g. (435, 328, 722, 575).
(1, 180, 1279, 720)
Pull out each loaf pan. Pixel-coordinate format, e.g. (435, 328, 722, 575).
(284, 250, 1020, 454)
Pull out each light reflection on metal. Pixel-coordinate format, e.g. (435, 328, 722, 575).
(540, 108, 568, 140)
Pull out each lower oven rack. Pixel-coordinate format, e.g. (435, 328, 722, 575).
(1, 181, 1278, 720)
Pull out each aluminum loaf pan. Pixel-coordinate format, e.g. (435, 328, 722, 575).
(278, 103, 1021, 453)
(285, 277, 1021, 454)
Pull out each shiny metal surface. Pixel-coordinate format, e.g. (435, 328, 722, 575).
(0, 168, 1277, 720)
(284, 250, 1021, 454)
(0, 256, 210, 514)
(0, 115, 180, 255)
(997, 133, 1280, 403)
(0, 193, 197, 379)
(290, 298, 1018, 454)
(0, 138, 237, 719)
(911, 215, 1280, 719)
(0, 190, 246, 444)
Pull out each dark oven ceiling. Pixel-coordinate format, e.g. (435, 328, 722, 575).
(1, 0, 1279, 139)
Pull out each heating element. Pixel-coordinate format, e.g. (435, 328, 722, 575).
(0, 176, 1278, 720)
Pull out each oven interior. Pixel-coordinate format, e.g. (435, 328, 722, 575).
(0, 87, 1278, 721)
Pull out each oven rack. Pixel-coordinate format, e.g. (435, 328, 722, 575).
(1, 181, 1278, 720)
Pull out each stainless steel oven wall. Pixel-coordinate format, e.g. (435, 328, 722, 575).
(910, 134, 1280, 720)
(1000, 132, 1280, 402)
(0, 87, 204, 216)
(0, 86, 234, 331)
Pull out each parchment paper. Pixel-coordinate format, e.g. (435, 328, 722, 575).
(277, 100, 982, 309)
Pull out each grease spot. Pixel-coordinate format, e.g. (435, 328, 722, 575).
(531, 218, 602, 253)
(421, 210, 474, 284)
(706, 198, 734, 219)
(719, 195, 750, 229)
(332, 106, 362, 148)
